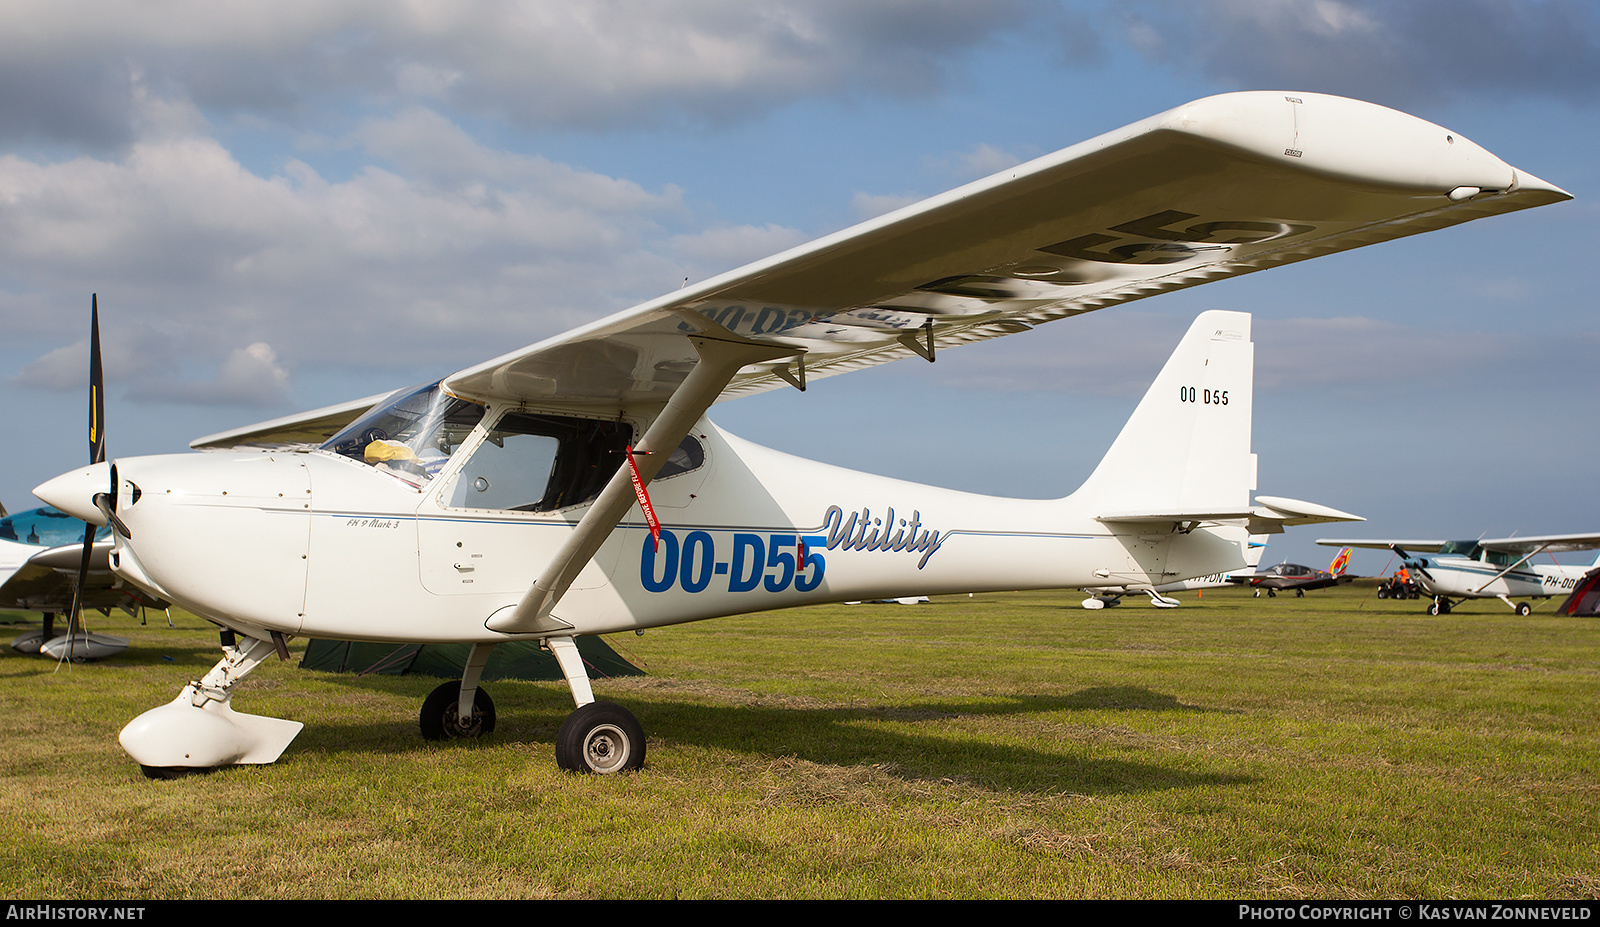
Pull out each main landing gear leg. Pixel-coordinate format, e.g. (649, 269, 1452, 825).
(420, 643, 497, 740)
(119, 630, 304, 779)
(547, 634, 645, 774)
(1497, 595, 1533, 617)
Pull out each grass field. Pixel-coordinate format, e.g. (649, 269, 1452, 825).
(1, 582, 1596, 899)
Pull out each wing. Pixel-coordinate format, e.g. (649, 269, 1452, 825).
(1317, 539, 1450, 553)
(442, 91, 1567, 413)
(1478, 533, 1600, 555)
(1289, 576, 1346, 591)
(0, 540, 167, 613)
(190, 392, 394, 450)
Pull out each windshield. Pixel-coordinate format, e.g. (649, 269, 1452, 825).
(322, 381, 487, 488)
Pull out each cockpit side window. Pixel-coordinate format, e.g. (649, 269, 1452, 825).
(655, 435, 705, 480)
(1483, 549, 1514, 567)
(445, 411, 633, 512)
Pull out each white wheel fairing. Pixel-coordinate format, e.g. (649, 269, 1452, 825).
(119, 688, 304, 770)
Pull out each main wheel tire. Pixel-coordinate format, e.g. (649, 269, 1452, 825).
(140, 765, 214, 780)
(1516, 602, 1532, 616)
(420, 681, 496, 741)
(556, 701, 646, 774)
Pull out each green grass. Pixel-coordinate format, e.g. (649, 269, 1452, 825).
(1, 584, 1596, 899)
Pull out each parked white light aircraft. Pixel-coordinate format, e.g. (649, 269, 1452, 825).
(1080, 533, 1271, 608)
(34, 92, 1568, 778)
(1317, 536, 1600, 615)
(0, 505, 147, 660)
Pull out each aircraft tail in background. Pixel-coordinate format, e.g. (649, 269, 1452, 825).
(1074, 309, 1254, 519)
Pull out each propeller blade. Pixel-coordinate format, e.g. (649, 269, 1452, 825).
(89, 294, 105, 466)
(63, 519, 96, 661)
(65, 295, 109, 662)
(1389, 543, 1434, 581)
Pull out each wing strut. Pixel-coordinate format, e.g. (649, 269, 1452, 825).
(487, 336, 793, 635)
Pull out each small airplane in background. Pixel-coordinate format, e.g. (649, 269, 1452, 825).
(30, 92, 1567, 778)
(1228, 546, 1354, 598)
(0, 504, 165, 660)
(1317, 536, 1600, 615)
(1081, 533, 1272, 608)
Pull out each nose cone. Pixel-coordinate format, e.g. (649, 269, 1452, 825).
(34, 461, 112, 526)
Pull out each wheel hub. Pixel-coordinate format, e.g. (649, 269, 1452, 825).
(446, 707, 482, 737)
(584, 723, 630, 772)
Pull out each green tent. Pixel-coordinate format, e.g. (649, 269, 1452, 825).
(300, 635, 643, 681)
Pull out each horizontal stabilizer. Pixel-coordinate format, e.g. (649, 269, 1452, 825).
(1098, 509, 1256, 525)
(1318, 538, 1447, 552)
(1099, 496, 1361, 534)
(1248, 496, 1364, 535)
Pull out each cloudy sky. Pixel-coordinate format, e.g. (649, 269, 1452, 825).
(2, 0, 1596, 574)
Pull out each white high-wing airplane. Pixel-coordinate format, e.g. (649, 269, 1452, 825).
(1316, 536, 1600, 615)
(33, 92, 1568, 778)
(1080, 533, 1270, 608)
(0, 505, 148, 660)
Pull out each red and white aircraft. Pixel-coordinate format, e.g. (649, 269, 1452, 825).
(34, 93, 1568, 777)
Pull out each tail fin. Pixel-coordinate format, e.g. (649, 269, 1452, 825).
(1075, 309, 1255, 518)
(1245, 534, 1269, 569)
(1328, 547, 1352, 576)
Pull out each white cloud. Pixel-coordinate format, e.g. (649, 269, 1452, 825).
(0, 1, 1042, 147)
(908, 311, 1547, 399)
(1119, 0, 1600, 112)
(0, 101, 701, 401)
(128, 341, 291, 407)
(668, 223, 809, 273)
(929, 142, 1026, 181)
(850, 191, 925, 222)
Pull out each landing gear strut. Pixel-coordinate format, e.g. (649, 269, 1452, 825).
(419, 643, 496, 740)
(420, 682, 496, 739)
(120, 630, 303, 778)
(547, 634, 645, 774)
(1496, 594, 1533, 616)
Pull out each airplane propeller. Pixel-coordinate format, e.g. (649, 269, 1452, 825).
(1388, 543, 1434, 582)
(61, 295, 109, 663)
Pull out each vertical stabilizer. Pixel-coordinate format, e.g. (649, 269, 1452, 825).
(1075, 310, 1254, 516)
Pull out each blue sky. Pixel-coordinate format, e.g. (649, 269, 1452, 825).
(1, 0, 1596, 574)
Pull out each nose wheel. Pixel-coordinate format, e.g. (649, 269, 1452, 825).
(420, 681, 496, 740)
